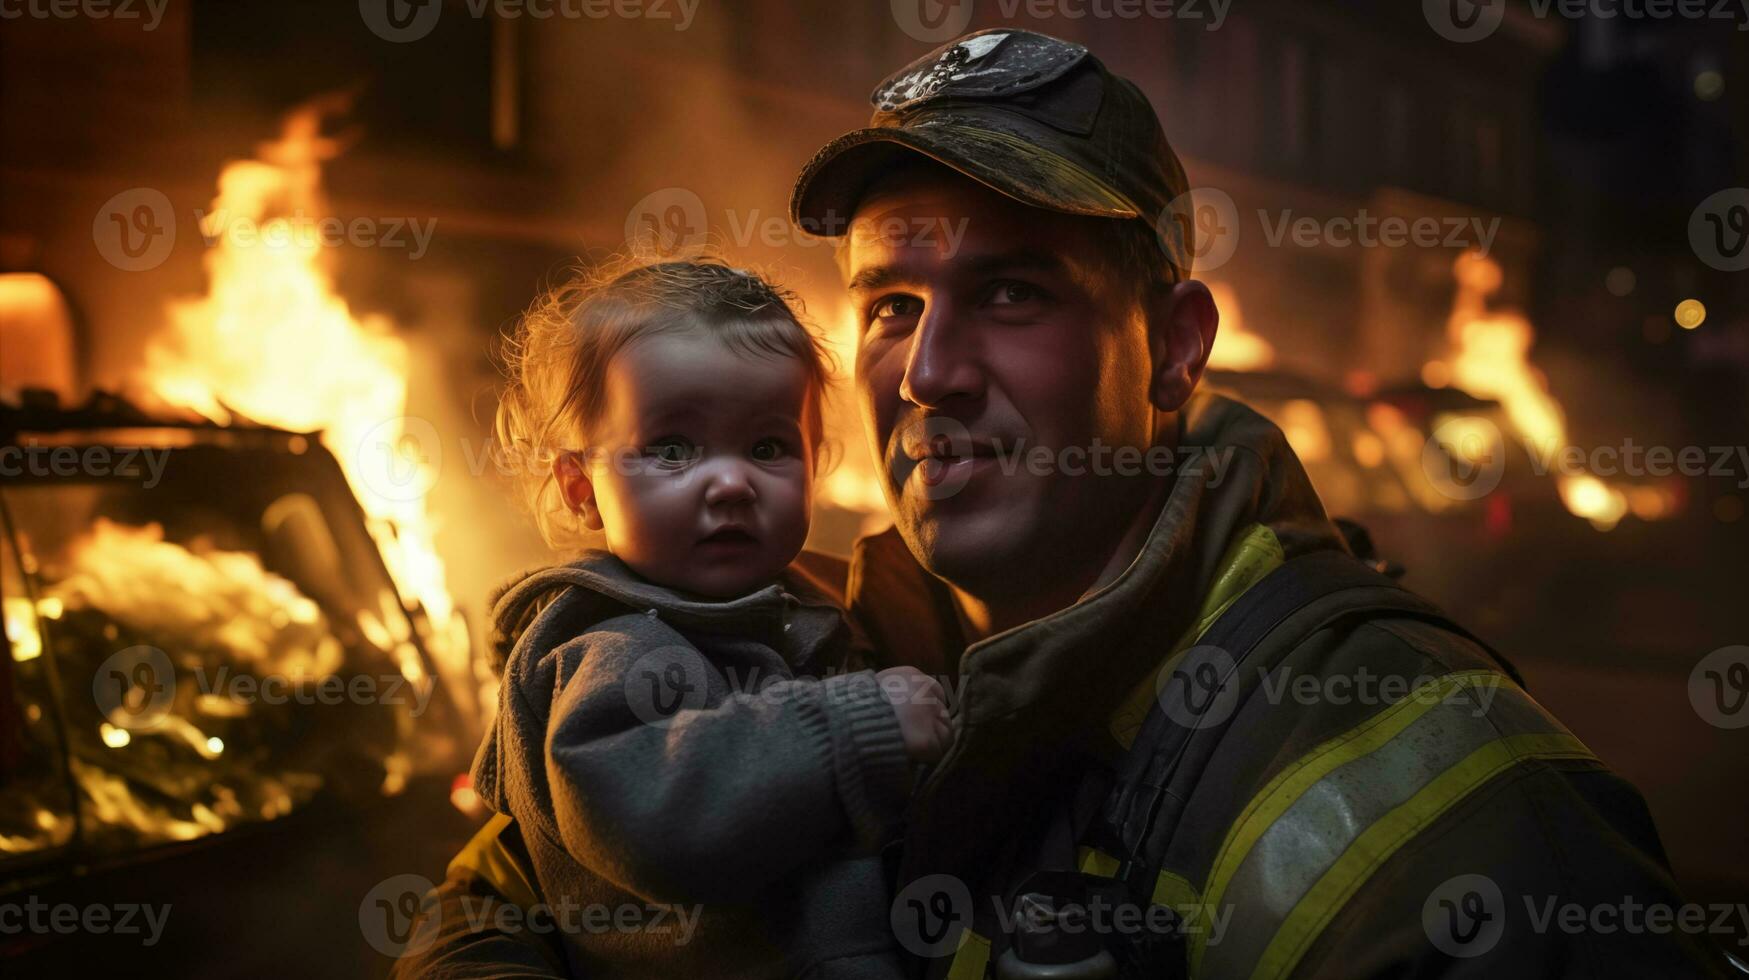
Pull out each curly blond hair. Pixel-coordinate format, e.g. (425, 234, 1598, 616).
(494, 255, 837, 550)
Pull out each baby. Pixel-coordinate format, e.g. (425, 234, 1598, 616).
(472, 258, 950, 978)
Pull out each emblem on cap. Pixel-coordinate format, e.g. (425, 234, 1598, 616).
(871, 29, 1089, 114)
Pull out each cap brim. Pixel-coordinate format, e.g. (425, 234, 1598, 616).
(789, 124, 1141, 238)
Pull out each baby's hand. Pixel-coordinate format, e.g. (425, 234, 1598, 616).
(876, 666, 953, 764)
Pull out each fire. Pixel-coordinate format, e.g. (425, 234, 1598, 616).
(136, 98, 469, 706)
(1436, 253, 1565, 462)
(1429, 251, 1666, 531)
(37, 518, 362, 844)
(1204, 281, 1276, 372)
(48, 518, 343, 679)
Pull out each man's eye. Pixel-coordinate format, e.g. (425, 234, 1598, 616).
(751, 438, 788, 462)
(988, 281, 1040, 305)
(871, 295, 924, 321)
(645, 438, 698, 465)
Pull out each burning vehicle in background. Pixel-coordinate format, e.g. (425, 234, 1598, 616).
(0, 391, 483, 974)
(0, 99, 504, 973)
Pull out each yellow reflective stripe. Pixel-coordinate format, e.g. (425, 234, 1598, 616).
(1077, 845, 1123, 878)
(1190, 670, 1506, 976)
(1152, 868, 1201, 911)
(945, 930, 992, 980)
(447, 812, 543, 912)
(1249, 732, 1597, 980)
(1108, 523, 1285, 749)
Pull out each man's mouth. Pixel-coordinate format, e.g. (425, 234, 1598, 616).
(908, 433, 999, 488)
(905, 432, 997, 462)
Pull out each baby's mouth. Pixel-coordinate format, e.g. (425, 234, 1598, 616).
(699, 527, 758, 546)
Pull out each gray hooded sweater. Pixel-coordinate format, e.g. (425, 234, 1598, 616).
(470, 550, 914, 979)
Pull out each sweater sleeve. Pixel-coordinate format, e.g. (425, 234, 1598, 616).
(543, 616, 911, 905)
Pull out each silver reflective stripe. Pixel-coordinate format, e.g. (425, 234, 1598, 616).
(1196, 673, 1584, 980)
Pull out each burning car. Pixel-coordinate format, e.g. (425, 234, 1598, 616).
(0, 389, 482, 973)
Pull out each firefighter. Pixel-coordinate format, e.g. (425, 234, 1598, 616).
(397, 29, 1729, 979)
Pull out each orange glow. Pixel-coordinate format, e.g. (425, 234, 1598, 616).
(0, 272, 78, 399)
(808, 301, 889, 528)
(1278, 399, 1332, 463)
(1204, 281, 1276, 372)
(1558, 474, 1629, 531)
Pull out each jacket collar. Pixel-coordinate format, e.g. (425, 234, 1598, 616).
(846, 391, 1347, 877)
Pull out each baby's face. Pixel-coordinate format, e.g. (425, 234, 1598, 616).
(580, 332, 814, 599)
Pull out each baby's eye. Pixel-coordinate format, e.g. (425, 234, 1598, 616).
(751, 438, 788, 462)
(645, 437, 699, 466)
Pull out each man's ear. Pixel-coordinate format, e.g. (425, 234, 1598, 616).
(553, 451, 603, 532)
(1145, 279, 1220, 413)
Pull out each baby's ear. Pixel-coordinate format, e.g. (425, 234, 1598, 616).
(553, 451, 604, 532)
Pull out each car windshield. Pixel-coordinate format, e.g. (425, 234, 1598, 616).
(0, 432, 443, 873)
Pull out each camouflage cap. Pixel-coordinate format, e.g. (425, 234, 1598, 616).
(789, 29, 1193, 278)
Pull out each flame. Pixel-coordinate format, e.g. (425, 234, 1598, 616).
(0, 808, 74, 856)
(39, 518, 385, 842)
(1204, 281, 1276, 372)
(136, 99, 467, 689)
(4, 597, 43, 662)
(49, 519, 343, 678)
(1432, 251, 1658, 530)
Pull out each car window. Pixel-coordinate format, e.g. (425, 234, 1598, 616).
(0, 435, 443, 865)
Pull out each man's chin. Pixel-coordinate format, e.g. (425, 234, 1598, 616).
(897, 501, 1034, 586)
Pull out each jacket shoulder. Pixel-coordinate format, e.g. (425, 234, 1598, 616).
(1174, 611, 1714, 979)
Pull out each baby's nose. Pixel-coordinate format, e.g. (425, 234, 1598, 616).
(702, 461, 757, 506)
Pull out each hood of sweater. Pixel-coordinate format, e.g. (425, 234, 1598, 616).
(484, 549, 852, 678)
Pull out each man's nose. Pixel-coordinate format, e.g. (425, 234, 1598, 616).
(701, 458, 757, 507)
(899, 302, 985, 409)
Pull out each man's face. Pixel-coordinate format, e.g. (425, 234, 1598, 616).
(846, 169, 1157, 587)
